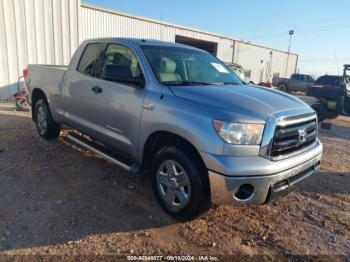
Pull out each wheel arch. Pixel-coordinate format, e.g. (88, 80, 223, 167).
(278, 82, 288, 88)
(31, 88, 48, 121)
(142, 130, 210, 198)
(142, 131, 207, 173)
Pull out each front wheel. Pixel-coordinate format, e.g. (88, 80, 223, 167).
(311, 103, 328, 122)
(151, 146, 210, 221)
(35, 99, 61, 140)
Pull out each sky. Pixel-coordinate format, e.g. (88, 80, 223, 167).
(84, 0, 350, 76)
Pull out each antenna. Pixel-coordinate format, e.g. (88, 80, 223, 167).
(159, 14, 164, 99)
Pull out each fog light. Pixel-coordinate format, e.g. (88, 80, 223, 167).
(233, 184, 255, 201)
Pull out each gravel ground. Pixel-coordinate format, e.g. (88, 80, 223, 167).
(0, 103, 349, 260)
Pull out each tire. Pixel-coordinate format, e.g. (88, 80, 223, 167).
(278, 84, 288, 93)
(34, 99, 61, 140)
(15, 100, 30, 112)
(151, 146, 210, 221)
(311, 103, 328, 122)
(327, 113, 339, 119)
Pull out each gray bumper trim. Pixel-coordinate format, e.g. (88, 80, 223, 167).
(200, 139, 323, 177)
(208, 152, 322, 205)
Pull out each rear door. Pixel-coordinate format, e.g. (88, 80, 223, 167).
(89, 43, 147, 157)
(299, 75, 314, 91)
(61, 42, 105, 131)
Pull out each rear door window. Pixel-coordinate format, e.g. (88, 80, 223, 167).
(300, 75, 308, 82)
(77, 43, 104, 76)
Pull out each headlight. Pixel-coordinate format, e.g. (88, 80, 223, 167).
(213, 120, 265, 145)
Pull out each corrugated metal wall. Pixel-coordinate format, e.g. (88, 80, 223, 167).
(0, 1, 298, 99)
(81, 5, 173, 42)
(0, 0, 80, 100)
(81, 4, 235, 63)
(81, 4, 297, 84)
(234, 41, 297, 83)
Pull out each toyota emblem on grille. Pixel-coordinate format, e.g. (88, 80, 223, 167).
(298, 128, 307, 143)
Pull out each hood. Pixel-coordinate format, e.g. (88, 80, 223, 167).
(169, 84, 309, 121)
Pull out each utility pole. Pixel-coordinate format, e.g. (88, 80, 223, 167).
(285, 30, 294, 78)
(268, 50, 273, 83)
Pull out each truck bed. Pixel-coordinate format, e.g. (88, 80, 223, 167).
(28, 64, 67, 72)
(27, 64, 67, 92)
(307, 85, 343, 100)
(27, 64, 68, 112)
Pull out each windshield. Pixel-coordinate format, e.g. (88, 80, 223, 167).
(141, 45, 242, 86)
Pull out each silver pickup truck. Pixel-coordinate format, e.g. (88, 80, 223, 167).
(25, 38, 323, 220)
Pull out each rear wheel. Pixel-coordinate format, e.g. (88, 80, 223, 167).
(35, 99, 61, 140)
(151, 146, 210, 221)
(278, 84, 288, 93)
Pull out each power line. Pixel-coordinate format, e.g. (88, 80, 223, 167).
(247, 24, 350, 40)
(301, 57, 350, 61)
(299, 58, 350, 62)
(234, 17, 350, 36)
(299, 61, 349, 64)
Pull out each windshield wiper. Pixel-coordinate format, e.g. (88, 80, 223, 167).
(165, 81, 215, 86)
(220, 81, 241, 85)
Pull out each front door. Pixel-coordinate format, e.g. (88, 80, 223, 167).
(89, 43, 147, 158)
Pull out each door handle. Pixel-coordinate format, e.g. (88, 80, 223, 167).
(91, 86, 102, 94)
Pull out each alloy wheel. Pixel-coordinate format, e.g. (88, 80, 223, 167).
(156, 160, 191, 210)
(36, 105, 47, 134)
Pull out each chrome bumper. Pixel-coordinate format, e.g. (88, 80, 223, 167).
(205, 141, 323, 205)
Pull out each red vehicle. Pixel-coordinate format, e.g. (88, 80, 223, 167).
(14, 69, 30, 111)
(258, 82, 272, 88)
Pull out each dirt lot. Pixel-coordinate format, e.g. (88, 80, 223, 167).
(0, 102, 349, 260)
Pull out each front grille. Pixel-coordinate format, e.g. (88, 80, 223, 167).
(270, 118, 317, 158)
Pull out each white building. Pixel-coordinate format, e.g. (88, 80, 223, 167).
(0, 0, 298, 100)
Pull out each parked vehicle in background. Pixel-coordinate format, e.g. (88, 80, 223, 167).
(226, 63, 249, 83)
(272, 73, 315, 93)
(13, 72, 31, 111)
(303, 65, 350, 120)
(308, 75, 344, 99)
(25, 38, 323, 220)
(258, 82, 273, 88)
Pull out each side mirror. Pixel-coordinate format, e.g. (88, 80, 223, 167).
(102, 65, 145, 88)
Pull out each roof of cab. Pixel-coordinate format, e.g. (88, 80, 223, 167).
(84, 37, 203, 51)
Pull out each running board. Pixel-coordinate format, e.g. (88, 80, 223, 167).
(66, 133, 141, 174)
